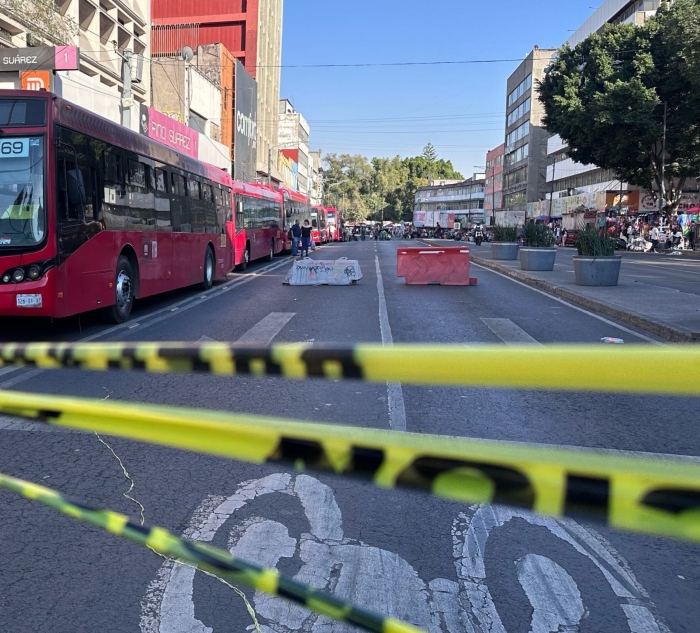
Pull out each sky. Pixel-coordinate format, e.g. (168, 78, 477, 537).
(279, 0, 599, 178)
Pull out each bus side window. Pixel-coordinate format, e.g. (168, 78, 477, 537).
(57, 158, 86, 222)
(154, 168, 167, 193)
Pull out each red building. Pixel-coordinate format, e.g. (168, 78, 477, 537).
(151, 0, 261, 78)
(485, 144, 505, 221)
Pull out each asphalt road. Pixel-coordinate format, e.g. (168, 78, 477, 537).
(0, 239, 697, 633)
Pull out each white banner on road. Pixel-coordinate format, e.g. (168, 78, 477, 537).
(284, 259, 363, 286)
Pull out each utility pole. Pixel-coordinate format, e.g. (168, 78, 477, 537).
(268, 147, 272, 185)
(115, 46, 133, 129)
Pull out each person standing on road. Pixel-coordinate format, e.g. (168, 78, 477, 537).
(300, 219, 312, 258)
(291, 220, 302, 256)
(650, 224, 660, 252)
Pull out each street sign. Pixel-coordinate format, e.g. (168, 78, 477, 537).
(21, 71, 52, 92)
(0, 46, 79, 72)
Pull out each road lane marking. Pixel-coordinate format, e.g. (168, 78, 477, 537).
(481, 318, 541, 345)
(235, 312, 296, 346)
(470, 262, 661, 344)
(375, 256, 407, 432)
(0, 259, 294, 389)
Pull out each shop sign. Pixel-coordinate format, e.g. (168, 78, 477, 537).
(640, 191, 699, 212)
(140, 104, 199, 158)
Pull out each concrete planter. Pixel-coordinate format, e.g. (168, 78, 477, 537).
(519, 247, 557, 271)
(573, 256, 622, 286)
(491, 242, 519, 260)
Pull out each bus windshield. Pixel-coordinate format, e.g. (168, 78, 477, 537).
(0, 136, 45, 247)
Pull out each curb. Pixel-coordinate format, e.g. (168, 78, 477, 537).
(470, 255, 700, 343)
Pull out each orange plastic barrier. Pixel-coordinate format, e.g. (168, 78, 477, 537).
(396, 247, 477, 286)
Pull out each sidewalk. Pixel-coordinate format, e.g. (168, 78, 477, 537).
(464, 245, 700, 342)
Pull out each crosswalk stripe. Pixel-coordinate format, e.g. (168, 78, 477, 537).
(481, 318, 541, 346)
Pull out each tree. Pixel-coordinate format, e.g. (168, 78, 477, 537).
(322, 149, 463, 224)
(421, 142, 438, 162)
(538, 0, 700, 215)
(0, 0, 78, 44)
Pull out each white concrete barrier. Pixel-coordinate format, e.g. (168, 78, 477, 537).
(284, 258, 362, 286)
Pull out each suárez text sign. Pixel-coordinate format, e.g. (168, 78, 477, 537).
(141, 106, 199, 159)
(0, 46, 79, 72)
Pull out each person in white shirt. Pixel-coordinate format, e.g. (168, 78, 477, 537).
(650, 225, 660, 252)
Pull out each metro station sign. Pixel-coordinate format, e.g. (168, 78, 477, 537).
(0, 46, 79, 72)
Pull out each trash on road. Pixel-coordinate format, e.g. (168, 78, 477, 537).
(284, 258, 362, 286)
(601, 337, 624, 344)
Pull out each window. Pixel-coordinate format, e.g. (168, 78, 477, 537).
(505, 143, 529, 166)
(507, 74, 532, 106)
(128, 160, 147, 190)
(202, 182, 214, 203)
(155, 168, 167, 192)
(506, 121, 530, 147)
(187, 177, 201, 199)
(189, 111, 206, 135)
(504, 167, 528, 188)
(504, 191, 527, 207)
(171, 173, 186, 197)
(103, 151, 121, 184)
(507, 97, 531, 126)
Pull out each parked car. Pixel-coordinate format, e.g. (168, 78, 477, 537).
(564, 230, 580, 246)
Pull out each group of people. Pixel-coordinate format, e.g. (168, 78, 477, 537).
(612, 219, 697, 252)
(289, 219, 314, 258)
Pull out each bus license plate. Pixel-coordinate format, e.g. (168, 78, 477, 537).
(16, 294, 42, 308)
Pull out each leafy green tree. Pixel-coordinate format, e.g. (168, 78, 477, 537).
(538, 0, 700, 215)
(322, 149, 463, 223)
(421, 142, 438, 162)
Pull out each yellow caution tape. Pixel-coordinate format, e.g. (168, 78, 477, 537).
(0, 342, 699, 394)
(1, 388, 699, 543)
(0, 470, 423, 633)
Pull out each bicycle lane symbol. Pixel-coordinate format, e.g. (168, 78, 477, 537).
(139, 473, 669, 633)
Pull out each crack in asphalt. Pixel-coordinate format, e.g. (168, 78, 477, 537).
(94, 390, 262, 633)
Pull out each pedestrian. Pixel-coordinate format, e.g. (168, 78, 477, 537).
(650, 224, 660, 252)
(561, 229, 568, 247)
(300, 219, 312, 257)
(291, 220, 301, 256)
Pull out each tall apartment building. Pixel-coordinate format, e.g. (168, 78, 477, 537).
(151, 0, 283, 181)
(278, 99, 311, 196)
(0, 0, 150, 132)
(500, 47, 556, 225)
(484, 144, 504, 224)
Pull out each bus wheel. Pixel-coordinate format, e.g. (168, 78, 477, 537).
(201, 247, 214, 290)
(236, 244, 250, 272)
(105, 256, 135, 324)
(265, 240, 274, 262)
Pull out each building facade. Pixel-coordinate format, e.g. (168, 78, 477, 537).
(149, 50, 231, 169)
(0, 0, 150, 133)
(484, 144, 504, 225)
(151, 0, 283, 182)
(278, 99, 311, 196)
(500, 47, 556, 225)
(545, 0, 674, 226)
(413, 175, 485, 228)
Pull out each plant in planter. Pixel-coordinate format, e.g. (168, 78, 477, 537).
(519, 222, 557, 271)
(491, 224, 520, 260)
(573, 224, 622, 286)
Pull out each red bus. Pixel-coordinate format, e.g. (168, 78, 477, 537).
(311, 205, 328, 244)
(231, 182, 286, 270)
(325, 207, 342, 241)
(0, 90, 233, 323)
(280, 185, 313, 246)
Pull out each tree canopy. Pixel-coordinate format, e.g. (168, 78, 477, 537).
(321, 151, 462, 223)
(421, 142, 438, 162)
(538, 0, 700, 214)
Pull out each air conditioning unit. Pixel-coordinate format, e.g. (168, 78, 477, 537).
(130, 54, 144, 83)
